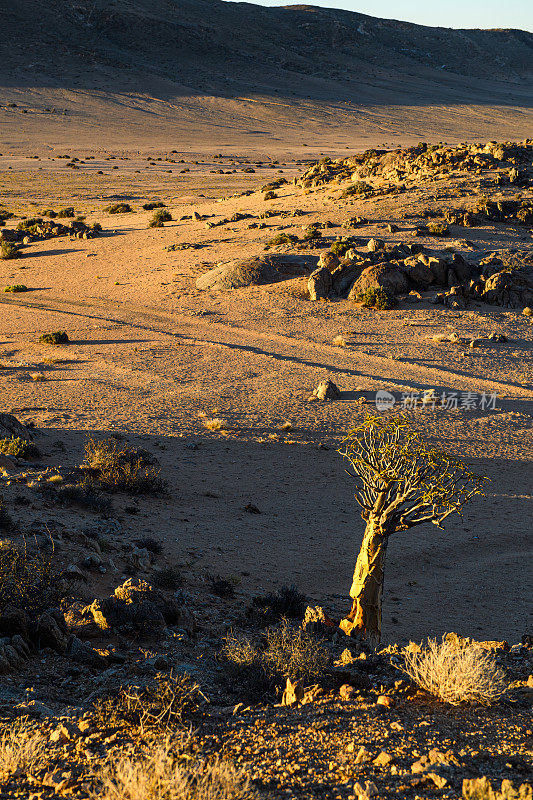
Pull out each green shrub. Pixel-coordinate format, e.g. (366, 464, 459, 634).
(148, 209, 172, 227)
(0, 242, 22, 260)
(0, 437, 40, 459)
(142, 202, 166, 211)
(56, 207, 75, 218)
(330, 238, 355, 258)
(40, 208, 57, 218)
(427, 222, 450, 237)
(84, 438, 165, 494)
(266, 233, 298, 247)
(39, 331, 69, 344)
(354, 287, 396, 310)
(17, 218, 42, 231)
(4, 285, 28, 293)
(104, 203, 132, 214)
(342, 181, 373, 198)
(301, 226, 321, 241)
(263, 191, 277, 201)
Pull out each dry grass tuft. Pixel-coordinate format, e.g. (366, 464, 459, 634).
(84, 438, 164, 494)
(203, 418, 227, 432)
(401, 636, 507, 705)
(91, 748, 258, 800)
(0, 720, 47, 777)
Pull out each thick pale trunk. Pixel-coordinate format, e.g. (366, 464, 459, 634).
(339, 517, 388, 642)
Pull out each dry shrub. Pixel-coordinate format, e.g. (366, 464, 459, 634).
(263, 618, 330, 683)
(401, 636, 507, 705)
(0, 720, 47, 777)
(91, 748, 258, 800)
(84, 438, 164, 494)
(92, 674, 203, 733)
(0, 538, 60, 614)
(203, 419, 227, 432)
(223, 619, 329, 688)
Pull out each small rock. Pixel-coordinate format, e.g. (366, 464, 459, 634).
(376, 694, 394, 708)
(367, 237, 384, 252)
(354, 746, 372, 764)
(312, 380, 340, 401)
(373, 751, 393, 768)
(339, 683, 358, 701)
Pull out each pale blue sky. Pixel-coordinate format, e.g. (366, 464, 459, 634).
(230, 0, 533, 32)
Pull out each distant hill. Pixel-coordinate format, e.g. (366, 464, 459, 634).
(1, 0, 532, 151)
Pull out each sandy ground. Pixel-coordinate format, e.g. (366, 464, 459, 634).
(0, 150, 532, 647)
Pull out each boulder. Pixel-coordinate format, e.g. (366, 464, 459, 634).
(482, 271, 533, 308)
(88, 578, 196, 636)
(403, 260, 433, 287)
(0, 413, 33, 441)
(196, 255, 308, 290)
(331, 262, 363, 297)
(35, 609, 69, 653)
(423, 256, 448, 285)
(0, 606, 30, 640)
(308, 267, 332, 300)
(348, 263, 409, 299)
(317, 251, 340, 272)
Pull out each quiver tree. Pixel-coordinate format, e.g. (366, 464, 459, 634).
(338, 415, 486, 643)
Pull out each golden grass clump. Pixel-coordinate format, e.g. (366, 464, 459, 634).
(401, 636, 507, 705)
(0, 720, 47, 777)
(203, 418, 227, 432)
(90, 748, 258, 800)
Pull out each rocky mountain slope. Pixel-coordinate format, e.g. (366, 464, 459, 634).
(1, 0, 532, 151)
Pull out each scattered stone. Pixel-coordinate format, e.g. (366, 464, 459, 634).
(311, 380, 340, 401)
(373, 751, 393, 767)
(281, 677, 305, 707)
(339, 684, 358, 701)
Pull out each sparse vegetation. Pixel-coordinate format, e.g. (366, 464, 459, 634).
(401, 637, 507, 705)
(149, 209, 173, 227)
(251, 585, 307, 621)
(0, 538, 60, 614)
(223, 618, 329, 688)
(84, 437, 165, 494)
(263, 190, 277, 201)
(104, 203, 133, 214)
(0, 241, 22, 260)
(90, 748, 257, 800)
(354, 287, 396, 310)
(203, 418, 227, 432)
(427, 222, 450, 236)
(266, 233, 298, 247)
(342, 181, 373, 198)
(153, 565, 182, 591)
(0, 436, 40, 459)
(143, 202, 167, 210)
(0, 720, 47, 778)
(56, 206, 75, 218)
(330, 238, 354, 257)
(92, 673, 203, 733)
(39, 330, 69, 344)
(4, 284, 28, 293)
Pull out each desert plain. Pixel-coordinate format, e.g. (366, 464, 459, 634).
(0, 1, 532, 798)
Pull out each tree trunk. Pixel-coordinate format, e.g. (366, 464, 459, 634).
(339, 516, 388, 642)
